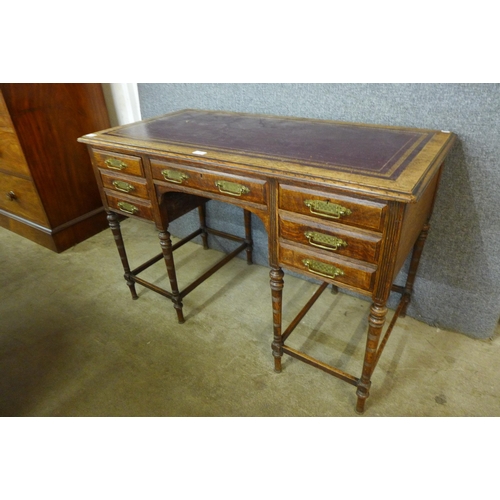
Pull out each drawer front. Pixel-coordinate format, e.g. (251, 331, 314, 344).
(151, 159, 268, 206)
(105, 191, 153, 221)
(279, 184, 386, 232)
(0, 172, 48, 225)
(279, 242, 376, 293)
(100, 170, 149, 200)
(92, 149, 144, 177)
(0, 128, 31, 177)
(279, 212, 381, 265)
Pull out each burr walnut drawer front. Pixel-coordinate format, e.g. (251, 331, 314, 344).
(0, 172, 48, 225)
(105, 191, 154, 221)
(279, 241, 377, 293)
(100, 170, 149, 200)
(150, 159, 268, 206)
(92, 149, 144, 177)
(279, 184, 387, 232)
(279, 211, 382, 265)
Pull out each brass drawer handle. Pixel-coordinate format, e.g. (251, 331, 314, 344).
(112, 180, 135, 193)
(105, 158, 128, 170)
(304, 231, 347, 251)
(117, 201, 139, 215)
(215, 180, 250, 196)
(302, 259, 344, 280)
(6, 191, 17, 201)
(161, 169, 189, 184)
(304, 199, 352, 219)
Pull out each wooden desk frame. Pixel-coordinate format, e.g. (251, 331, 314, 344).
(79, 110, 456, 413)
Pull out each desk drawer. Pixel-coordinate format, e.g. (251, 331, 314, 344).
(105, 191, 153, 221)
(279, 184, 386, 232)
(0, 171, 48, 225)
(92, 149, 144, 177)
(151, 159, 267, 206)
(279, 241, 376, 293)
(279, 212, 381, 264)
(100, 170, 149, 200)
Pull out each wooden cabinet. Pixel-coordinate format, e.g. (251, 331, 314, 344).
(0, 84, 111, 252)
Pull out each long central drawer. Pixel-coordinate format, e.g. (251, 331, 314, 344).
(150, 158, 268, 206)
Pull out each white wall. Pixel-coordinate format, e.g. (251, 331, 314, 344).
(101, 83, 141, 127)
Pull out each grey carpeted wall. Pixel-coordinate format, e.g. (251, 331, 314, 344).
(137, 83, 500, 339)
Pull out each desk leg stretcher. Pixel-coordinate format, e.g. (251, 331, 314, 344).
(271, 221, 431, 413)
(273, 276, 410, 413)
(107, 208, 253, 324)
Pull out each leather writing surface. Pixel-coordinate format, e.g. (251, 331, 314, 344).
(110, 110, 434, 180)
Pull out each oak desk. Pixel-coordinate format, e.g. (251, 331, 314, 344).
(79, 110, 456, 413)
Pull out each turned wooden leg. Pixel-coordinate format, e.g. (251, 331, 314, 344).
(356, 301, 388, 413)
(198, 204, 209, 250)
(244, 209, 253, 265)
(400, 222, 430, 317)
(106, 211, 138, 300)
(158, 230, 185, 324)
(270, 267, 284, 372)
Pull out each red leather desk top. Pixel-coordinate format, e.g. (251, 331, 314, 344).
(108, 109, 433, 181)
(81, 109, 455, 202)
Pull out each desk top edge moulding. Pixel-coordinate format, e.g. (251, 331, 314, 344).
(79, 109, 456, 203)
(79, 109, 456, 413)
